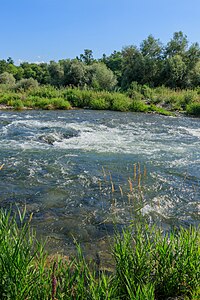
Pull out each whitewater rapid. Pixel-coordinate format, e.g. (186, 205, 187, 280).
(0, 109, 199, 254)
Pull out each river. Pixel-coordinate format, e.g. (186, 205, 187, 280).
(0, 109, 199, 258)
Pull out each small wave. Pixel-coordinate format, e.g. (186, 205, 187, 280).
(177, 126, 200, 138)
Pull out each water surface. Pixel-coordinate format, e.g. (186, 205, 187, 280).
(0, 109, 199, 257)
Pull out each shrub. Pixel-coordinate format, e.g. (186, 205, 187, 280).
(51, 97, 71, 110)
(0, 72, 16, 85)
(141, 84, 153, 99)
(90, 98, 110, 110)
(186, 102, 200, 116)
(62, 88, 86, 107)
(28, 85, 60, 98)
(111, 93, 131, 111)
(14, 78, 39, 91)
(129, 99, 149, 112)
(0, 92, 21, 104)
(13, 99, 24, 110)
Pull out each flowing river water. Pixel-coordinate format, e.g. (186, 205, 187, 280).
(0, 109, 199, 260)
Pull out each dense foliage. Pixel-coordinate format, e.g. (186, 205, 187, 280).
(1, 32, 200, 90)
(1, 84, 200, 116)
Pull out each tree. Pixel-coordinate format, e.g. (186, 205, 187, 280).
(48, 61, 64, 86)
(189, 59, 200, 87)
(180, 43, 200, 87)
(140, 35, 163, 59)
(140, 35, 163, 86)
(36, 63, 51, 84)
(6, 64, 18, 76)
(165, 31, 188, 58)
(87, 62, 117, 90)
(163, 54, 187, 88)
(7, 57, 14, 65)
(0, 60, 7, 74)
(79, 49, 94, 65)
(62, 59, 86, 87)
(101, 51, 123, 86)
(14, 67, 24, 81)
(121, 46, 145, 89)
(0, 72, 16, 85)
(163, 34, 200, 87)
(20, 62, 37, 79)
(185, 43, 200, 68)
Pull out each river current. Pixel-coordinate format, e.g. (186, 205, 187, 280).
(0, 109, 199, 257)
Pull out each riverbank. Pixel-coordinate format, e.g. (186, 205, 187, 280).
(0, 84, 200, 116)
(0, 208, 199, 300)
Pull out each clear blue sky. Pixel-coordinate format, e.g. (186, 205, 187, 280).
(1, 0, 200, 64)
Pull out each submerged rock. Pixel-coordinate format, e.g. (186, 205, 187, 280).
(38, 129, 80, 145)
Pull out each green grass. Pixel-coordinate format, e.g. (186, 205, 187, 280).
(0, 208, 199, 299)
(113, 224, 200, 299)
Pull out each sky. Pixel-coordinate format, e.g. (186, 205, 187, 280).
(1, 0, 200, 64)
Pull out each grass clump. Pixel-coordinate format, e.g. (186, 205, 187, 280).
(0, 208, 199, 299)
(0, 209, 49, 299)
(113, 224, 200, 299)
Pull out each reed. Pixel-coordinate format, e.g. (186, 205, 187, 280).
(0, 207, 199, 299)
(112, 224, 200, 300)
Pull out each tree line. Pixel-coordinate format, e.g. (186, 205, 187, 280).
(0, 31, 200, 91)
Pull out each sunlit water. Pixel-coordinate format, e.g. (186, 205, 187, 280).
(0, 109, 199, 259)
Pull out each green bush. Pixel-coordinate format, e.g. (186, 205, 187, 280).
(62, 88, 89, 107)
(111, 93, 131, 111)
(141, 84, 153, 99)
(13, 99, 24, 110)
(129, 99, 149, 112)
(0, 72, 16, 85)
(0, 92, 21, 104)
(186, 102, 200, 116)
(51, 97, 71, 110)
(28, 85, 60, 98)
(14, 78, 39, 91)
(90, 98, 110, 110)
(1, 84, 200, 117)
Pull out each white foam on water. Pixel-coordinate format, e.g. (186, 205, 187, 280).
(52, 124, 157, 154)
(177, 126, 200, 138)
(0, 117, 195, 158)
(141, 194, 177, 219)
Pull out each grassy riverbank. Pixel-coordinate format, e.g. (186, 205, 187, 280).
(0, 84, 200, 116)
(0, 208, 199, 300)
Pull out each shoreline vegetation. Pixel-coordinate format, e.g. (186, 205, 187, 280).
(0, 31, 200, 116)
(0, 84, 200, 117)
(0, 208, 199, 299)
